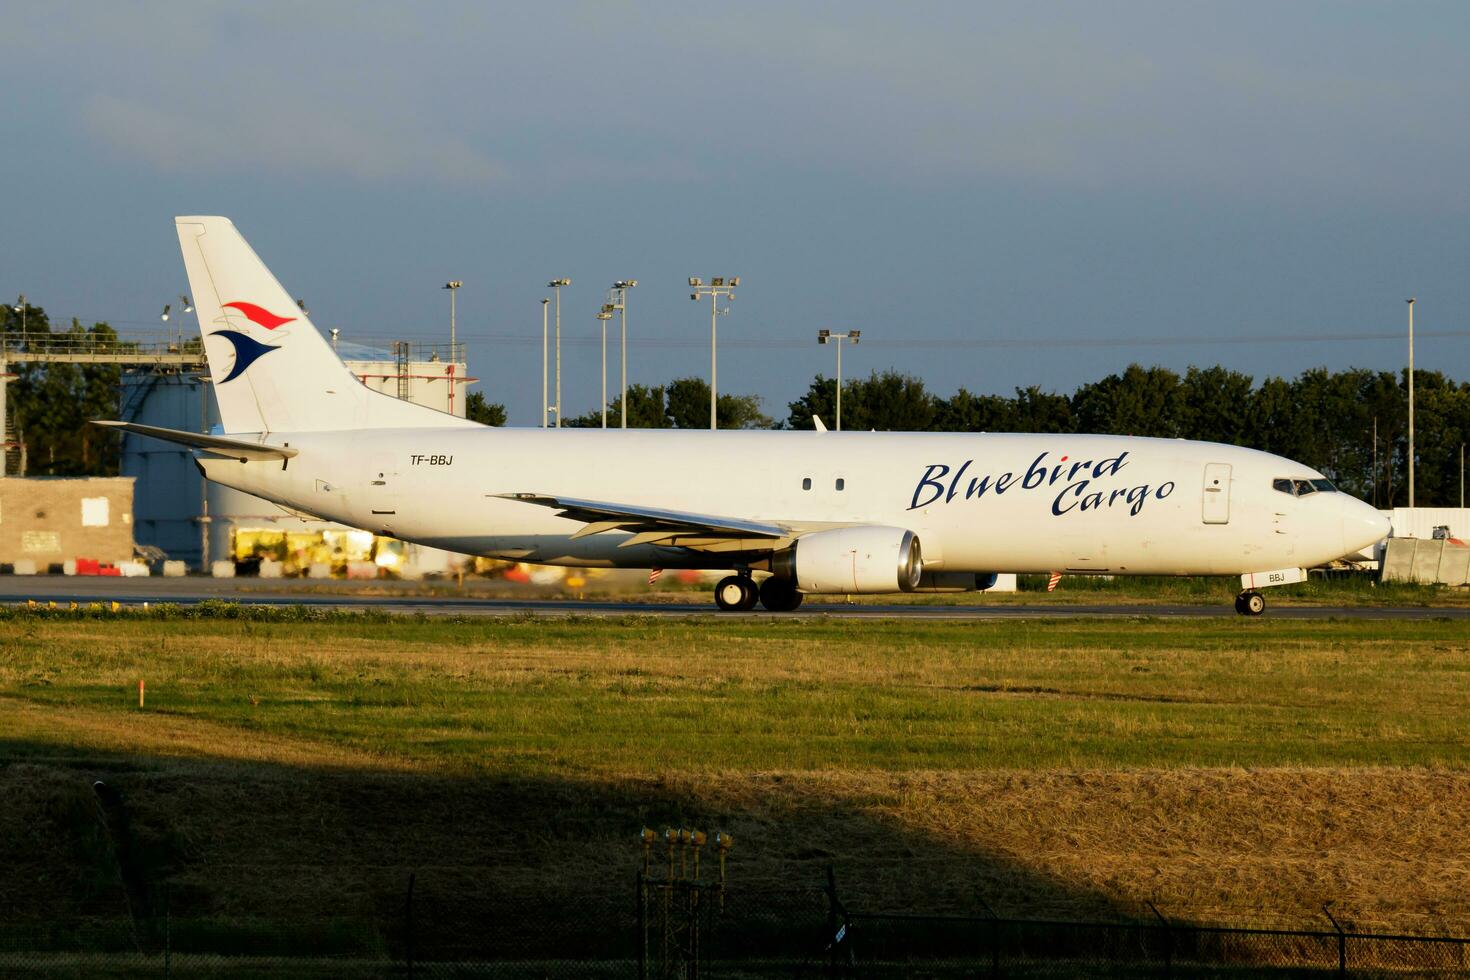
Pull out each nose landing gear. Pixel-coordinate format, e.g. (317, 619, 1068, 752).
(1234, 590, 1266, 616)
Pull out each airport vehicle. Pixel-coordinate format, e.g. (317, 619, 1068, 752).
(98, 217, 1390, 614)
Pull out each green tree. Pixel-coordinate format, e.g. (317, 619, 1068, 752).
(566, 383, 670, 428)
(1073, 364, 1185, 438)
(784, 376, 837, 430)
(1177, 366, 1254, 445)
(665, 377, 770, 429)
(1011, 386, 1074, 433)
(3, 304, 137, 475)
(465, 391, 506, 426)
(934, 388, 1018, 432)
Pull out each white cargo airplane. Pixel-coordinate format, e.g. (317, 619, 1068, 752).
(98, 217, 1389, 615)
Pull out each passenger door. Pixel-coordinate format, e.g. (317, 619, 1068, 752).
(1202, 463, 1232, 525)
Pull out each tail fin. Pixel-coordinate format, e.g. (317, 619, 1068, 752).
(175, 216, 476, 434)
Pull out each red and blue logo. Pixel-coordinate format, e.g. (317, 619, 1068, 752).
(211, 301, 296, 382)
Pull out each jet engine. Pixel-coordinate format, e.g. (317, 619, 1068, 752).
(770, 526, 923, 594)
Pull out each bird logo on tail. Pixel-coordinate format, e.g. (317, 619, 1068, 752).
(210, 300, 294, 382)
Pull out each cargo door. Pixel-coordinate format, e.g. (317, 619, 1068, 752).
(1202, 462, 1232, 524)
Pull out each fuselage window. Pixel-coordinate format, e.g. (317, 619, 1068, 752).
(1273, 478, 1295, 495)
(1293, 479, 1318, 496)
(802, 477, 812, 491)
(1311, 479, 1337, 493)
(835, 478, 845, 491)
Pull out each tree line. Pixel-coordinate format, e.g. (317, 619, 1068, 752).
(5, 300, 1465, 506)
(2, 302, 130, 475)
(781, 365, 1467, 508)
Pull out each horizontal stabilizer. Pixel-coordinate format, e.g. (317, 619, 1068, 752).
(91, 421, 298, 462)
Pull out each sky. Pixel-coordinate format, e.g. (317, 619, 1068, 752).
(2, 1, 1468, 425)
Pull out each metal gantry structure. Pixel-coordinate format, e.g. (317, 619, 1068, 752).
(0, 325, 206, 476)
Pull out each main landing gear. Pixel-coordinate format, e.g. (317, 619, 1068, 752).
(714, 574, 804, 612)
(1234, 590, 1266, 616)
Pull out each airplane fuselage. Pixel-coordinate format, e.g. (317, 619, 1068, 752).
(199, 427, 1386, 577)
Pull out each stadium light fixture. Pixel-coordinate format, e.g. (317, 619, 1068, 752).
(689, 276, 741, 429)
(818, 330, 861, 431)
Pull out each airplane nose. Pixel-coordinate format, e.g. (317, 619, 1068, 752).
(1341, 499, 1391, 556)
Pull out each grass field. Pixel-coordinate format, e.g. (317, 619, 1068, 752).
(3, 607, 1469, 947)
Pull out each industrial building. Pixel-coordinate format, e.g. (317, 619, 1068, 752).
(0, 476, 136, 571)
(121, 340, 472, 573)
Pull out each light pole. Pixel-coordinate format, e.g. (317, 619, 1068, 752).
(597, 306, 615, 428)
(443, 281, 462, 417)
(548, 279, 570, 427)
(817, 329, 861, 431)
(1407, 298, 1415, 508)
(443, 281, 462, 355)
(541, 298, 550, 427)
(689, 276, 740, 429)
(610, 280, 637, 428)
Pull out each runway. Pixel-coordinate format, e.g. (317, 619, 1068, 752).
(1, 576, 1465, 620)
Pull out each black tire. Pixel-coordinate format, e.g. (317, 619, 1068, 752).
(737, 578, 761, 611)
(759, 577, 804, 612)
(714, 575, 748, 611)
(1234, 594, 1248, 616)
(1245, 591, 1266, 616)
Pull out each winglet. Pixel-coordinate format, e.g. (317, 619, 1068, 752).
(813, 415, 829, 433)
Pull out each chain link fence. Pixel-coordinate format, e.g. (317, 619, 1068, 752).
(3, 871, 1468, 977)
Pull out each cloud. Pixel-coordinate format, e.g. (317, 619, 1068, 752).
(82, 92, 507, 186)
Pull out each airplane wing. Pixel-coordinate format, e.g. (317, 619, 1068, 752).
(91, 421, 298, 462)
(493, 493, 797, 553)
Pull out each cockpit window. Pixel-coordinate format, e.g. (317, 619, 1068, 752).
(1274, 477, 1338, 497)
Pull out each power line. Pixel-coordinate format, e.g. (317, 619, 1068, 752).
(22, 309, 1470, 353)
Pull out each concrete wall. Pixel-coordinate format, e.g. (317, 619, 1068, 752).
(0, 476, 136, 565)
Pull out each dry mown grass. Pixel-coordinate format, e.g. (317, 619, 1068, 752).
(2, 614, 1469, 936)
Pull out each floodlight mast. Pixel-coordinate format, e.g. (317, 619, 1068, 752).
(540, 299, 550, 427)
(610, 281, 637, 428)
(1407, 298, 1415, 508)
(689, 276, 740, 429)
(597, 306, 615, 429)
(817, 330, 860, 431)
(548, 279, 570, 427)
(442, 281, 462, 415)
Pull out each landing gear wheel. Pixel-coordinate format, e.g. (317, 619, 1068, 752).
(715, 575, 758, 612)
(758, 577, 804, 612)
(1235, 590, 1265, 616)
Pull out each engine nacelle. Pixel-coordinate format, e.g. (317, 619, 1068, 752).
(771, 526, 923, 594)
(913, 571, 1000, 593)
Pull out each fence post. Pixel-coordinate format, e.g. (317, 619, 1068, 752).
(1323, 904, 1346, 978)
(636, 871, 647, 980)
(1149, 902, 1172, 980)
(405, 872, 416, 980)
(976, 894, 999, 979)
(824, 866, 852, 978)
